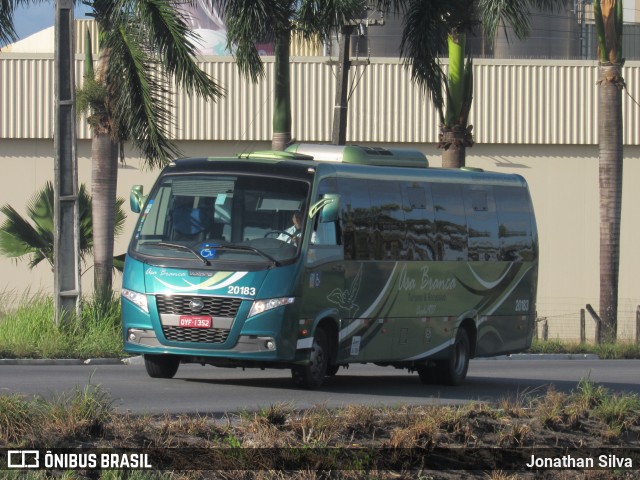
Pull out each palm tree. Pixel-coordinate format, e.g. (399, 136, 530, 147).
(593, 0, 624, 343)
(217, 0, 365, 150)
(73, 0, 224, 302)
(1, 1, 225, 301)
(378, 0, 565, 168)
(0, 182, 126, 271)
(0, 0, 18, 46)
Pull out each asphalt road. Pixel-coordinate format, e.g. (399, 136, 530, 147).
(1, 359, 639, 415)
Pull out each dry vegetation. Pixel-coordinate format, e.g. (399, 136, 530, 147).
(1, 379, 640, 479)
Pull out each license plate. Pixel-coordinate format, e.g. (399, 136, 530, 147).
(178, 316, 212, 328)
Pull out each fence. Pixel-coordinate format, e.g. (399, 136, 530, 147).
(536, 305, 640, 343)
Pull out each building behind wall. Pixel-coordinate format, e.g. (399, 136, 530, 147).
(341, 0, 640, 60)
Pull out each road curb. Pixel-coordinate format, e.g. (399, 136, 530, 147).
(121, 356, 145, 365)
(0, 358, 129, 366)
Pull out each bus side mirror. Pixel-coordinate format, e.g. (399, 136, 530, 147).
(130, 185, 146, 213)
(310, 193, 340, 223)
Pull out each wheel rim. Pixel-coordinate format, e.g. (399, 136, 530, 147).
(453, 339, 467, 376)
(309, 339, 327, 382)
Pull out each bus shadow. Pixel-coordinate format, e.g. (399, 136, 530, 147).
(178, 373, 640, 403)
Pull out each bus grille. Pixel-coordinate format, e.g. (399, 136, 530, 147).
(162, 326, 230, 344)
(156, 295, 242, 344)
(155, 295, 242, 317)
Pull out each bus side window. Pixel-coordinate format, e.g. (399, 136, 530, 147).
(431, 183, 468, 261)
(494, 186, 534, 262)
(368, 180, 405, 260)
(314, 221, 337, 245)
(402, 183, 435, 261)
(313, 178, 340, 245)
(338, 178, 373, 260)
(463, 186, 499, 262)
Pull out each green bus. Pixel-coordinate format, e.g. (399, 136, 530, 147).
(122, 145, 538, 389)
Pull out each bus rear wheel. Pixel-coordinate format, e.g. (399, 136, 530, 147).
(144, 354, 180, 379)
(291, 329, 329, 389)
(435, 328, 470, 386)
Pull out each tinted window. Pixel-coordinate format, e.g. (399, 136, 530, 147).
(339, 178, 374, 260)
(402, 182, 436, 260)
(431, 183, 468, 261)
(369, 180, 405, 260)
(313, 177, 340, 246)
(464, 186, 500, 262)
(494, 186, 534, 261)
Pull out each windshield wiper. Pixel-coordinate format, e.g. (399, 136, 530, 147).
(212, 245, 281, 267)
(148, 242, 211, 266)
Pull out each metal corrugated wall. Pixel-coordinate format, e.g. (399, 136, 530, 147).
(472, 61, 600, 145)
(1, 55, 639, 145)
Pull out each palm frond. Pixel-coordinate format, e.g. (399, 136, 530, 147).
(480, 0, 565, 44)
(0, 0, 18, 45)
(0, 204, 52, 266)
(399, 0, 450, 120)
(102, 21, 180, 167)
(295, 0, 365, 42)
(0, 182, 126, 269)
(216, 0, 284, 80)
(372, 0, 407, 17)
(133, 0, 224, 99)
(89, 0, 224, 166)
(84, 27, 95, 79)
(26, 181, 54, 235)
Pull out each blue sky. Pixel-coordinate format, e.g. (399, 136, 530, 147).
(13, 2, 92, 40)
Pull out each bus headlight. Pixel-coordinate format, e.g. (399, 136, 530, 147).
(248, 297, 295, 318)
(121, 288, 149, 313)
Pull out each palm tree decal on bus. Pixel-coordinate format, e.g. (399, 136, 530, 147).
(327, 264, 362, 318)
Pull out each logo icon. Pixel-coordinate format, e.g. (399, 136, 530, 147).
(199, 243, 218, 259)
(8, 450, 39, 469)
(189, 299, 205, 312)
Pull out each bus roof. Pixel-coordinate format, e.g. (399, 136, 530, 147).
(165, 153, 527, 188)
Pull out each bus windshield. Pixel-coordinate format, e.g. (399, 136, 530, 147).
(130, 174, 310, 267)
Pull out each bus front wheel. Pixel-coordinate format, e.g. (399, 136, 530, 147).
(144, 354, 180, 379)
(291, 329, 329, 389)
(435, 328, 470, 386)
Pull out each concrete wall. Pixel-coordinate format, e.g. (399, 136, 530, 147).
(1, 139, 639, 341)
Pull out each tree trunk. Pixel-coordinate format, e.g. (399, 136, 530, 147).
(598, 63, 624, 343)
(92, 132, 118, 303)
(440, 125, 469, 168)
(439, 33, 471, 169)
(272, 28, 292, 151)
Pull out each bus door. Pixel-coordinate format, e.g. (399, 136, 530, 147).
(300, 179, 346, 353)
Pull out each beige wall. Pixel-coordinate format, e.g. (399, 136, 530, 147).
(1, 139, 639, 341)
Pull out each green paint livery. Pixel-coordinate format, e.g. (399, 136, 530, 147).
(122, 146, 538, 388)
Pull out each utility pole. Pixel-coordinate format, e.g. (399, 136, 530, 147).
(330, 18, 383, 145)
(331, 24, 355, 145)
(54, 0, 81, 324)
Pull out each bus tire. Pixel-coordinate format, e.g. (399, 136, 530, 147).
(326, 364, 340, 377)
(435, 328, 470, 386)
(291, 329, 329, 389)
(144, 354, 180, 379)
